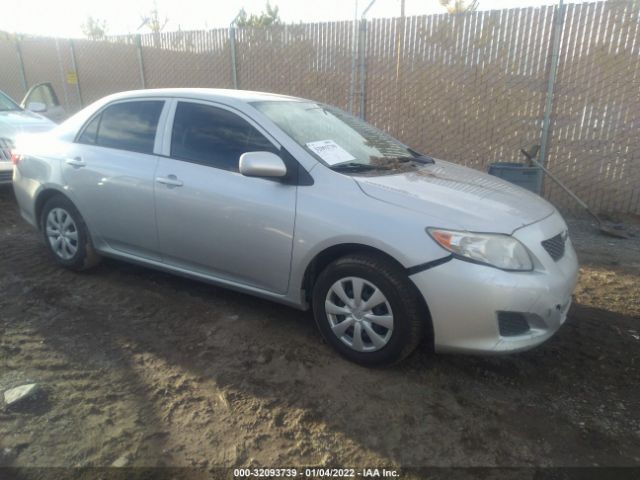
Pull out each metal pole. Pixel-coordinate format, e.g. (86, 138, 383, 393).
(393, 0, 406, 137)
(348, 0, 358, 113)
(136, 34, 147, 89)
(359, 0, 377, 119)
(229, 12, 242, 90)
(229, 27, 238, 89)
(538, 0, 565, 193)
(69, 39, 83, 108)
(15, 38, 28, 94)
(396, 0, 405, 80)
(54, 38, 70, 111)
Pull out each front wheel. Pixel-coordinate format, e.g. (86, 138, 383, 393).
(312, 253, 426, 366)
(41, 195, 100, 271)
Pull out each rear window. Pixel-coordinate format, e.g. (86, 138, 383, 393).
(77, 100, 164, 154)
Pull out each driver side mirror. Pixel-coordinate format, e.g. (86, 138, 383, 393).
(239, 151, 287, 178)
(26, 101, 47, 113)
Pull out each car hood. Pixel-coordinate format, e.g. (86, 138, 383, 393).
(355, 160, 555, 233)
(0, 110, 55, 140)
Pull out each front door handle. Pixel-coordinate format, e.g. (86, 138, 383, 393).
(156, 175, 183, 187)
(65, 157, 86, 168)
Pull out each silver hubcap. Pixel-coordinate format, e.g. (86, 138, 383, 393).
(325, 276, 394, 352)
(46, 208, 79, 260)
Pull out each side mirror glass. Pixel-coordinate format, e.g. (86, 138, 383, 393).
(239, 151, 287, 178)
(26, 102, 47, 113)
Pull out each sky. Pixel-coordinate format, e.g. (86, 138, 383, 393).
(3, 0, 584, 38)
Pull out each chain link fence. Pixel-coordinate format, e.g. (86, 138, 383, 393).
(0, 1, 638, 214)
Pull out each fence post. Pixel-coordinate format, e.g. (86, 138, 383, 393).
(136, 34, 147, 89)
(358, 18, 367, 119)
(69, 39, 83, 108)
(229, 25, 238, 89)
(348, 1, 359, 114)
(54, 38, 71, 111)
(15, 37, 28, 95)
(538, 0, 566, 193)
(358, 1, 377, 119)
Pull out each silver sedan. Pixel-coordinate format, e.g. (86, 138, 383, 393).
(11, 88, 578, 366)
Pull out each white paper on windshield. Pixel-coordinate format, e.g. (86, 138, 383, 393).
(306, 140, 356, 166)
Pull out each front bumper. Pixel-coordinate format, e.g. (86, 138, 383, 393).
(410, 212, 579, 354)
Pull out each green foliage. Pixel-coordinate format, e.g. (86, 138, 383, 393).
(439, 0, 479, 14)
(235, 1, 282, 28)
(81, 16, 107, 40)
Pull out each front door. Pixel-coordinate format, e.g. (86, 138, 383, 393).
(21, 83, 66, 123)
(154, 101, 296, 294)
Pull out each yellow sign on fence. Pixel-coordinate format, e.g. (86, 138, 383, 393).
(66, 72, 78, 85)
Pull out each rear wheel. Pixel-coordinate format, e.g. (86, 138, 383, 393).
(312, 253, 425, 366)
(41, 195, 100, 271)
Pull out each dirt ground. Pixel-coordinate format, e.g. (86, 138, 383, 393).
(0, 185, 639, 473)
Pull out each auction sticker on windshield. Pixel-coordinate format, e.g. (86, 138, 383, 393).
(306, 139, 356, 166)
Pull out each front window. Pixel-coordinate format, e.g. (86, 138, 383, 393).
(0, 91, 21, 112)
(170, 102, 279, 172)
(253, 100, 427, 171)
(24, 83, 59, 108)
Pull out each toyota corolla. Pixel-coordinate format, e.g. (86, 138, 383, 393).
(11, 89, 579, 366)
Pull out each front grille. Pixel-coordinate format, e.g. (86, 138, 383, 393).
(541, 232, 566, 261)
(0, 138, 13, 162)
(498, 312, 530, 336)
(0, 170, 12, 182)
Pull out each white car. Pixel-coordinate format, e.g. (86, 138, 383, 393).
(1, 84, 63, 184)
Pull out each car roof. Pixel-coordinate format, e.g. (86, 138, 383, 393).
(101, 88, 305, 105)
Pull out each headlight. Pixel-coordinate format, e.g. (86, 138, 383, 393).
(427, 228, 533, 271)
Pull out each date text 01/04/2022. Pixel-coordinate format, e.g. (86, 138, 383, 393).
(233, 467, 400, 477)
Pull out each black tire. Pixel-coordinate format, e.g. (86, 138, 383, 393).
(312, 253, 426, 367)
(40, 195, 100, 271)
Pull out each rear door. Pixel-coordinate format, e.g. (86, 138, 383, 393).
(62, 99, 167, 260)
(153, 100, 297, 294)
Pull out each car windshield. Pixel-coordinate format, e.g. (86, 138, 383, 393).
(0, 91, 21, 112)
(253, 100, 426, 170)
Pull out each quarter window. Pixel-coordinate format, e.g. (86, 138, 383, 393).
(171, 102, 278, 172)
(78, 101, 164, 154)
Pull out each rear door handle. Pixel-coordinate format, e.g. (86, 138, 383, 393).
(65, 157, 86, 167)
(156, 175, 183, 187)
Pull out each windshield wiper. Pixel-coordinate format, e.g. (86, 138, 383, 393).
(403, 149, 436, 164)
(394, 155, 435, 164)
(330, 162, 390, 172)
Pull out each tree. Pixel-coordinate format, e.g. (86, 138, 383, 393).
(235, 1, 282, 28)
(439, 0, 479, 14)
(138, 0, 169, 47)
(81, 16, 107, 40)
(138, 0, 169, 34)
